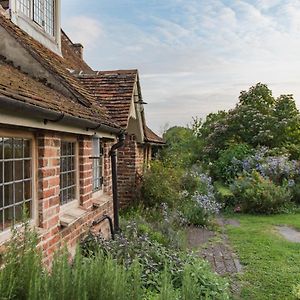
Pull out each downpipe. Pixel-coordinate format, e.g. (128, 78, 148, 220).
(109, 131, 125, 232)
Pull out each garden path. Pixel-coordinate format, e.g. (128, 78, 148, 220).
(187, 217, 242, 296)
(276, 225, 300, 243)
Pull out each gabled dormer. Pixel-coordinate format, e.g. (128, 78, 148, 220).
(0, 0, 61, 55)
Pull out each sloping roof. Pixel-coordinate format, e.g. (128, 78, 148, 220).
(78, 70, 137, 128)
(61, 30, 93, 73)
(144, 126, 165, 145)
(0, 14, 97, 109)
(0, 58, 117, 127)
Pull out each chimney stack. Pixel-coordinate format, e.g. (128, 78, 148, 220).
(73, 43, 84, 59)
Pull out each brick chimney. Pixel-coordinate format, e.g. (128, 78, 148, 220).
(73, 43, 84, 59)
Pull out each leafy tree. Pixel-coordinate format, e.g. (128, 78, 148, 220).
(161, 126, 202, 167)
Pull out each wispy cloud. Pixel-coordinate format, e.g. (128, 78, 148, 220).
(62, 0, 300, 133)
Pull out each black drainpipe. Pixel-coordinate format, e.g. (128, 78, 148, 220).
(109, 131, 125, 232)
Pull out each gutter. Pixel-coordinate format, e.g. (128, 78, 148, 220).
(0, 95, 121, 135)
(109, 131, 126, 232)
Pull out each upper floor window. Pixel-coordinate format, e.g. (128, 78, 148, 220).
(91, 138, 103, 192)
(0, 137, 33, 232)
(60, 141, 76, 205)
(17, 0, 55, 36)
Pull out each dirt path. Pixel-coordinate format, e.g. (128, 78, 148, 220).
(187, 217, 242, 297)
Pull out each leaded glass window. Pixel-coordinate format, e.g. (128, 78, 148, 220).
(0, 138, 32, 232)
(60, 141, 76, 205)
(33, 0, 55, 36)
(17, 0, 31, 17)
(91, 138, 103, 192)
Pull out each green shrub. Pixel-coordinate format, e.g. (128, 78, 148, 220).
(212, 143, 253, 182)
(81, 221, 230, 299)
(214, 182, 236, 208)
(141, 161, 183, 207)
(230, 171, 292, 214)
(181, 200, 207, 226)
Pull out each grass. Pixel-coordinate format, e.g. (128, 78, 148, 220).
(225, 213, 300, 299)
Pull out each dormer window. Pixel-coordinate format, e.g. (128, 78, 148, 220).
(16, 0, 55, 36)
(33, 0, 54, 35)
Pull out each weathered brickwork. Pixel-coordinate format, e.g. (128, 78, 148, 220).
(117, 134, 150, 207)
(1, 129, 114, 265)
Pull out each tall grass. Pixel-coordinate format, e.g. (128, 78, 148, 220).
(0, 223, 229, 299)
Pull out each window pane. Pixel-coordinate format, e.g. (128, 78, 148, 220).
(17, 0, 31, 17)
(4, 138, 13, 159)
(60, 141, 76, 205)
(0, 186, 3, 209)
(15, 182, 23, 204)
(14, 139, 23, 159)
(33, 0, 44, 27)
(24, 181, 31, 201)
(4, 161, 13, 183)
(4, 184, 13, 207)
(15, 161, 23, 181)
(24, 140, 30, 158)
(0, 210, 3, 232)
(0, 136, 32, 229)
(4, 207, 14, 230)
(24, 160, 31, 179)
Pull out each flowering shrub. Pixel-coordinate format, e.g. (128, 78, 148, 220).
(81, 221, 230, 299)
(225, 147, 300, 186)
(230, 171, 292, 214)
(181, 171, 221, 225)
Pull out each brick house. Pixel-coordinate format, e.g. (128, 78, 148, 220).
(0, 0, 163, 261)
(78, 71, 165, 207)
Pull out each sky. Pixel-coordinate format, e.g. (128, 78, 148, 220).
(61, 0, 300, 134)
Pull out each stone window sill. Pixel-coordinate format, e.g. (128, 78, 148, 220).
(59, 207, 87, 228)
(92, 194, 111, 209)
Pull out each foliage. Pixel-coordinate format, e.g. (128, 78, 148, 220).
(231, 147, 300, 185)
(194, 83, 300, 162)
(180, 170, 221, 225)
(160, 126, 203, 167)
(122, 204, 187, 249)
(214, 182, 235, 208)
(230, 171, 292, 214)
(81, 221, 230, 299)
(212, 143, 253, 182)
(141, 160, 182, 208)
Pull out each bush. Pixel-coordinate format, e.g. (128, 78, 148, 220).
(141, 161, 183, 207)
(81, 221, 230, 299)
(230, 171, 292, 214)
(214, 182, 236, 208)
(212, 143, 253, 182)
(180, 171, 221, 226)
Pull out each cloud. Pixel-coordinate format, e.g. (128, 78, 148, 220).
(61, 0, 300, 133)
(63, 16, 104, 48)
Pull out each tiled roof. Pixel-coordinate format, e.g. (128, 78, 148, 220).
(78, 70, 137, 128)
(0, 14, 98, 109)
(0, 58, 117, 127)
(144, 126, 165, 145)
(61, 30, 93, 73)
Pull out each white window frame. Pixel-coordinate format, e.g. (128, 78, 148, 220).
(91, 137, 104, 198)
(16, 0, 56, 37)
(0, 129, 36, 243)
(59, 138, 79, 210)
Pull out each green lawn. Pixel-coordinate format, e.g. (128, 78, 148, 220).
(225, 213, 300, 300)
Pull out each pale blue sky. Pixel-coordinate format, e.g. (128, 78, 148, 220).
(62, 0, 300, 133)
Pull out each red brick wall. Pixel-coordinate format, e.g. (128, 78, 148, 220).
(117, 134, 147, 207)
(9, 130, 115, 265)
